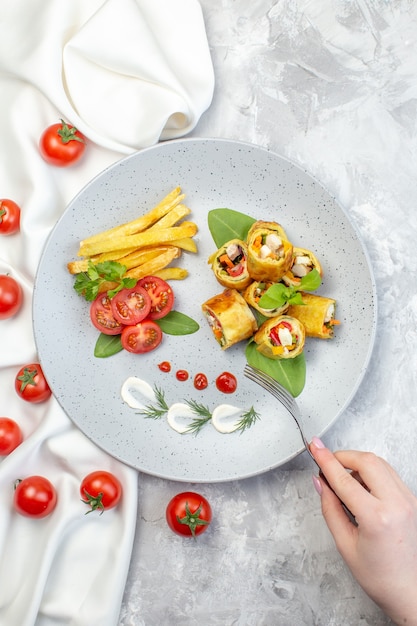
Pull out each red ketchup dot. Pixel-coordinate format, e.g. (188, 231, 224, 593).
(158, 361, 171, 373)
(194, 373, 208, 390)
(176, 369, 189, 382)
(216, 372, 237, 394)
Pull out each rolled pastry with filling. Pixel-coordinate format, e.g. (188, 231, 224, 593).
(246, 221, 293, 282)
(282, 247, 322, 287)
(253, 315, 305, 359)
(287, 292, 339, 339)
(243, 280, 289, 318)
(202, 288, 258, 350)
(209, 239, 252, 290)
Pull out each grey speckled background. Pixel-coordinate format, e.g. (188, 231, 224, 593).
(119, 2, 417, 624)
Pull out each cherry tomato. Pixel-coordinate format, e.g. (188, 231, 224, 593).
(80, 470, 122, 514)
(15, 363, 52, 403)
(176, 369, 189, 382)
(194, 373, 208, 390)
(39, 119, 86, 167)
(137, 276, 174, 320)
(0, 199, 20, 235)
(216, 371, 237, 394)
(0, 274, 23, 319)
(90, 294, 122, 335)
(166, 491, 212, 538)
(0, 417, 23, 455)
(121, 320, 162, 354)
(110, 285, 151, 326)
(14, 475, 57, 518)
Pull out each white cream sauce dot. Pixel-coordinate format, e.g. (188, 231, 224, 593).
(211, 404, 245, 434)
(121, 377, 156, 409)
(167, 403, 197, 434)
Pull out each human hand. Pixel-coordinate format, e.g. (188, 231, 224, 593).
(310, 437, 417, 626)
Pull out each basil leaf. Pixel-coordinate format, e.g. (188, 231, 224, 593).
(299, 268, 321, 291)
(208, 208, 256, 248)
(258, 283, 289, 309)
(245, 341, 306, 397)
(155, 311, 199, 335)
(94, 333, 123, 358)
(287, 292, 304, 305)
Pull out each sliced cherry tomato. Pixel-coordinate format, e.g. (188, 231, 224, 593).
(166, 491, 212, 538)
(15, 363, 52, 403)
(39, 119, 86, 167)
(0, 274, 23, 319)
(80, 470, 122, 514)
(0, 417, 23, 455)
(0, 199, 21, 235)
(137, 276, 174, 320)
(110, 285, 151, 325)
(14, 475, 57, 518)
(90, 294, 122, 335)
(121, 320, 162, 354)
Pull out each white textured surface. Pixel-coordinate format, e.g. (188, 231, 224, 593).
(119, 1, 417, 625)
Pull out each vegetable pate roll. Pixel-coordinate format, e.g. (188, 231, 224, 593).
(287, 292, 339, 339)
(246, 220, 293, 282)
(202, 288, 258, 350)
(243, 280, 289, 318)
(282, 247, 323, 287)
(209, 239, 252, 290)
(253, 315, 305, 359)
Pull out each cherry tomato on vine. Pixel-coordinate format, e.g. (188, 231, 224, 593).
(14, 475, 57, 518)
(0, 275, 23, 319)
(15, 363, 51, 403)
(80, 470, 122, 514)
(137, 276, 174, 320)
(166, 491, 212, 538)
(121, 320, 163, 354)
(0, 199, 20, 235)
(39, 119, 86, 167)
(0, 417, 23, 455)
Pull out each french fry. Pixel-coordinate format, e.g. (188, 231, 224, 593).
(79, 187, 184, 246)
(149, 203, 191, 230)
(125, 247, 182, 279)
(153, 267, 189, 280)
(78, 222, 198, 258)
(168, 238, 198, 253)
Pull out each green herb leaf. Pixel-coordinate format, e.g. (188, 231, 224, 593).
(245, 341, 306, 397)
(235, 406, 260, 433)
(155, 311, 199, 335)
(208, 208, 256, 248)
(137, 386, 169, 419)
(298, 268, 322, 291)
(73, 260, 136, 302)
(94, 333, 123, 358)
(257, 269, 322, 310)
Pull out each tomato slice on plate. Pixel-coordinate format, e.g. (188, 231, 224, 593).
(90, 294, 122, 335)
(121, 320, 163, 353)
(110, 285, 151, 325)
(137, 276, 174, 320)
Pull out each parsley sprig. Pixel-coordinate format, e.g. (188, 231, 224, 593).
(73, 260, 137, 301)
(258, 268, 321, 310)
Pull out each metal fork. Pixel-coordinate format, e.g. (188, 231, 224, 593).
(244, 364, 357, 525)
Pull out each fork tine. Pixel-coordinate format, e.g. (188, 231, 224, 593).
(243, 364, 313, 458)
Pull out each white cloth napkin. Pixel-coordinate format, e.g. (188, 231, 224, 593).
(0, 1, 214, 624)
(0, 0, 214, 153)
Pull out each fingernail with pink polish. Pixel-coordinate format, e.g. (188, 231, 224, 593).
(312, 474, 323, 496)
(311, 436, 326, 449)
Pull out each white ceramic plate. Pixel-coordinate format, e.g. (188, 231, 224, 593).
(33, 138, 377, 482)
